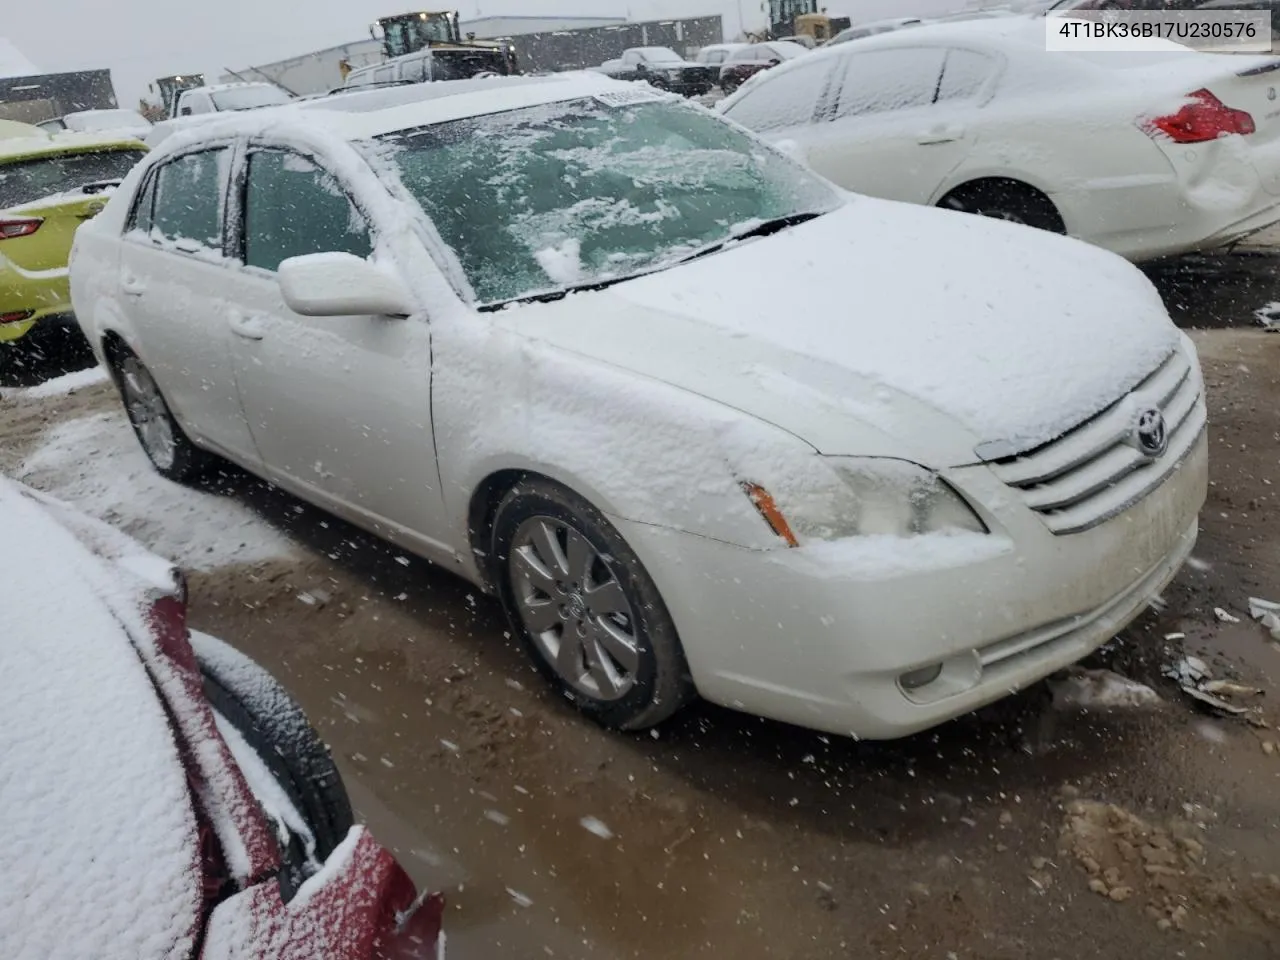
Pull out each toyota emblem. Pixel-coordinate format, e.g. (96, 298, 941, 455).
(1270, 87, 1278, 101)
(1134, 407, 1169, 458)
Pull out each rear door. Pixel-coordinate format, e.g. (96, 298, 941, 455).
(115, 145, 261, 466)
(804, 47, 982, 204)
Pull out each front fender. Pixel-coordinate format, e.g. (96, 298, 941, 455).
(434, 321, 805, 570)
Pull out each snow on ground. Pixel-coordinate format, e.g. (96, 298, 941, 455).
(18, 411, 293, 571)
(0, 365, 109, 400)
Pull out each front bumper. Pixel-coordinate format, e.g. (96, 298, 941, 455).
(614, 429, 1208, 740)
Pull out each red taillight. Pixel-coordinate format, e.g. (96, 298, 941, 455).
(0, 310, 34, 324)
(1146, 89, 1256, 144)
(0, 217, 43, 240)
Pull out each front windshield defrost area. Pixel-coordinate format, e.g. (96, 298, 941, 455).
(376, 96, 840, 305)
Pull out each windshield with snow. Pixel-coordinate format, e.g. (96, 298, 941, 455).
(0, 149, 145, 208)
(211, 86, 292, 111)
(377, 96, 840, 305)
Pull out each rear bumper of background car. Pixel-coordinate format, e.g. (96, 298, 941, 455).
(201, 826, 445, 959)
(0, 311, 84, 354)
(0, 262, 71, 343)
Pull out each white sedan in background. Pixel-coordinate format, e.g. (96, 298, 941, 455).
(719, 17, 1280, 261)
(71, 74, 1206, 740)
(38, 108, 153, 140)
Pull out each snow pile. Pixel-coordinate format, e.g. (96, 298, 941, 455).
(0, 365, 108, 400)
(0, 480, 199, 959)
(0, 38, 37, 79)
(19, 411, 293, 570)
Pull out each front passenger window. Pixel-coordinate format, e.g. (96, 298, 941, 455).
(151, 148, 229, 251)
(243, 150, 373, 272)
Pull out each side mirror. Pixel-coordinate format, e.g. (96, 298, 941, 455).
(636, 62, 648, 73)
(279, 253, 414, 317)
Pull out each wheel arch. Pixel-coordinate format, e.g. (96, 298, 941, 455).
(934, 175, 1068, 234)
(464, 463, 631, 594)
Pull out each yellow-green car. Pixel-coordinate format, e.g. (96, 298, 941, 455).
(0, 133, 147, 355)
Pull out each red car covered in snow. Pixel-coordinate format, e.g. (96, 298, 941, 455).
(718, 40, 809, 94)
(0, 477, 443, 959)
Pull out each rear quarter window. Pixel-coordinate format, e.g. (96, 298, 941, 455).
(723, 59, 837, 132)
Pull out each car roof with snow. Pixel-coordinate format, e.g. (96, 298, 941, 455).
(156, 72, 641, 147)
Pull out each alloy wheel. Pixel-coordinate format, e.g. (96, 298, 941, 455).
(119, 356, 177, 471)
(508, 515, 640, 702)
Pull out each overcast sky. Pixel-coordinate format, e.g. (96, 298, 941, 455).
(5, 0, 965, 106)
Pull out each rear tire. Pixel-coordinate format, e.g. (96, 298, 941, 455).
(938, 180, 1066, 234)
(492, 478, 694, 731)
(192, 632, 354, 900)
(107, 344, 212, 483)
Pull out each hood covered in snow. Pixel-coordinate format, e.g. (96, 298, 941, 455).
(501, 199, 1179, 466)
(0, 479, 200, 960)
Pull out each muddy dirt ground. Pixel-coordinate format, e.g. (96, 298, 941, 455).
(3, 257, 1280, 959)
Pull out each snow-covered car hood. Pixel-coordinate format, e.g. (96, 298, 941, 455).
(0, 479, 199, 960)
(499, 198, 1180, 466)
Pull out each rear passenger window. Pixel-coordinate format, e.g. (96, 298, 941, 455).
(832, 48, 948, 120)
(151, 148, 228, 252)
(722, 59, 835, 133)
(937, 49, 996, 102)
(243, 149, 372, 272)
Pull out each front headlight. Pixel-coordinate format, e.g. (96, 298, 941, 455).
(743, 458, 987, 545)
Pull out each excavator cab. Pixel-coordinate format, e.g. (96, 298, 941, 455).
(371, 11, 462, 59)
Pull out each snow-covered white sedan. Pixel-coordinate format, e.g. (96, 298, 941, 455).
(71, 73, 1207, 741)
(718, 16, 1280, 261)
(0, 478, 444, 958)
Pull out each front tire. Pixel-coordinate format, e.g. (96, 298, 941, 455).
(109, 347, 211, 482)
(492, 478, 694, 730)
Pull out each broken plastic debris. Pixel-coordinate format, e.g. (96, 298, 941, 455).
(1048, 667, 1161, 710)
(1166, 655, 1265, 719)
(1182, 686, 1249, 716)
(1201, 680, 1264, 699)
(1214, 607, 1241, 624)
(505, 888, 533, 908)
(579, 816, 614, 839)
(1255, 302, 1280, 332)
(1248, 597, 1280, 640)
(1164, 655, 1210, 686)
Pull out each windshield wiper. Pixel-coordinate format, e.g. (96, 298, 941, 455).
(478, 272, 654, 312)
(678, 211, 825, 264)
(478, 211, 827, 312)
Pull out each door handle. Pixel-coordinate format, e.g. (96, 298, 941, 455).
(121, 276, 146, 297)
(228, 310, 266, 341)
(917, 125, 965, 145)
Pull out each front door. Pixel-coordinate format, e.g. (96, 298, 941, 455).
(116, 145, 261, 466)
(225, 146, 450, 556)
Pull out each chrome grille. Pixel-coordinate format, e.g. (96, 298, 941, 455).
(986, 348, 1207, 535)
